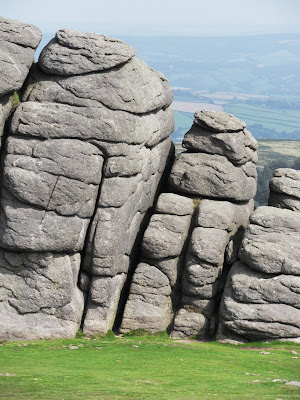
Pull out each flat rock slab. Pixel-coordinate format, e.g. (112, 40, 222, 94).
(194, 110, 246, 132)
(169, 152, 257, 201)
(39, 29, 136, 75)
(239, 206, 300, 275)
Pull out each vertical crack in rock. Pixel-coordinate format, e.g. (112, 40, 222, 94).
(78, 156, 108, 329)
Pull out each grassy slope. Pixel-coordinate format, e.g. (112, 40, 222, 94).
(0, 336, 299, 400)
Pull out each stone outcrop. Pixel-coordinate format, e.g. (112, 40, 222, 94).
(218, 206, 300, 342)
(268, 168, 300, 211)
(120, 110, 257, 338)
(0, 27, 174, 340)
(0, 18, 296, 343)
(0, 17, 41, 146)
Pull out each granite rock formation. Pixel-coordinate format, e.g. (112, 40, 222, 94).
(218, 206, 300, 342)
(0, 17, 41, 146)
(120, 111, 257, 338)
(268, 168, 300, 211)
(0, 18, 296, 343)
(0, 27, 174, 340)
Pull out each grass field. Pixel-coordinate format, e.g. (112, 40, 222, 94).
(0, 334, 299, 400)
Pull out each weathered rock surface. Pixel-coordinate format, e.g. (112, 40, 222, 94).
(0, 26, 174, 340)
(120, 194, 194, 333)
(218, 206, 300, 342)
(268, 168, 300, 211)
(0, 17, 41, 148)
(239, 206, 300, 275)
(170, 111, 257, 339)
(0, 251, 84, 340)
(194, 110, 246, 132)
(171, 308, 209, 339)
(169, 152, 257, 201)
(0, 17, 41, 97)
(39, 29, 136, 75)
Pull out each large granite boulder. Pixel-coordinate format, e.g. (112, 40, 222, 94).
(0, 28, 174, 340)
(268, 168, 300, 211)
(0, 17, 41, 146)
(218, 206, 300, 342)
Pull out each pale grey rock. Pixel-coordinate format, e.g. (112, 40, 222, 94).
(174, 199, 253, 338)
(27, 58, 173, 114)
(196, 199, 254, 231)
(269, 168, 300, 211)
(189, 227, 229, 266)
(171, 308, 209, 338)
(0, 17, 41, 48)
(0, 17, 41, 97)
(142, 214, 192, 259)
(239, 206, 300, 275)
(181, 297, 216, 318)
(4, 137, 103, 218)
(194, 110, 246, 132)
(0, 94, 14, 146)
(120, 192, 194, 333)
(83, 273, 126, 335)
(39, 29, 136, 75)
(169, 152, 257, 201)
(0, 251, 84, 340)
(120, 264, 172, 333)
(11, 101, 173, 146)
(218, 263, 300, 341)
(229, 262, 300, 308)
(183, 124, 257, 165)
(0, 188, 89, 252)
(156, 193, 194, 216)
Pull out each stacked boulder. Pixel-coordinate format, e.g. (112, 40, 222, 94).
(121, 111, 258, 338)
(120, 193, 194, 333)
(268, 168, 300, 211)
(169, 111, 257, 338)
(0, 28, 174, 340)
(218, 206, 300, 342)
(218, 168, 300, 342)
(0, 17, 41, 146)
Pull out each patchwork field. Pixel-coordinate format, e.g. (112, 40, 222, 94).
(0, 334, 299, 400)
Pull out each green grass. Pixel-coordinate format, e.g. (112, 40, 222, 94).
(0, 335, 299, 399)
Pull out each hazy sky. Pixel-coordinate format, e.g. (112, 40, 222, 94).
(2, 0, 300, 36)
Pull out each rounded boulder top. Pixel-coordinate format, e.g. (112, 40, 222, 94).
(39, 28, 136, 75)
(194, 110, 246, 132)
(0, 16, 42, 48)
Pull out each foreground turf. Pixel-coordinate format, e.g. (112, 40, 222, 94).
(0, 333, 299, 400)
